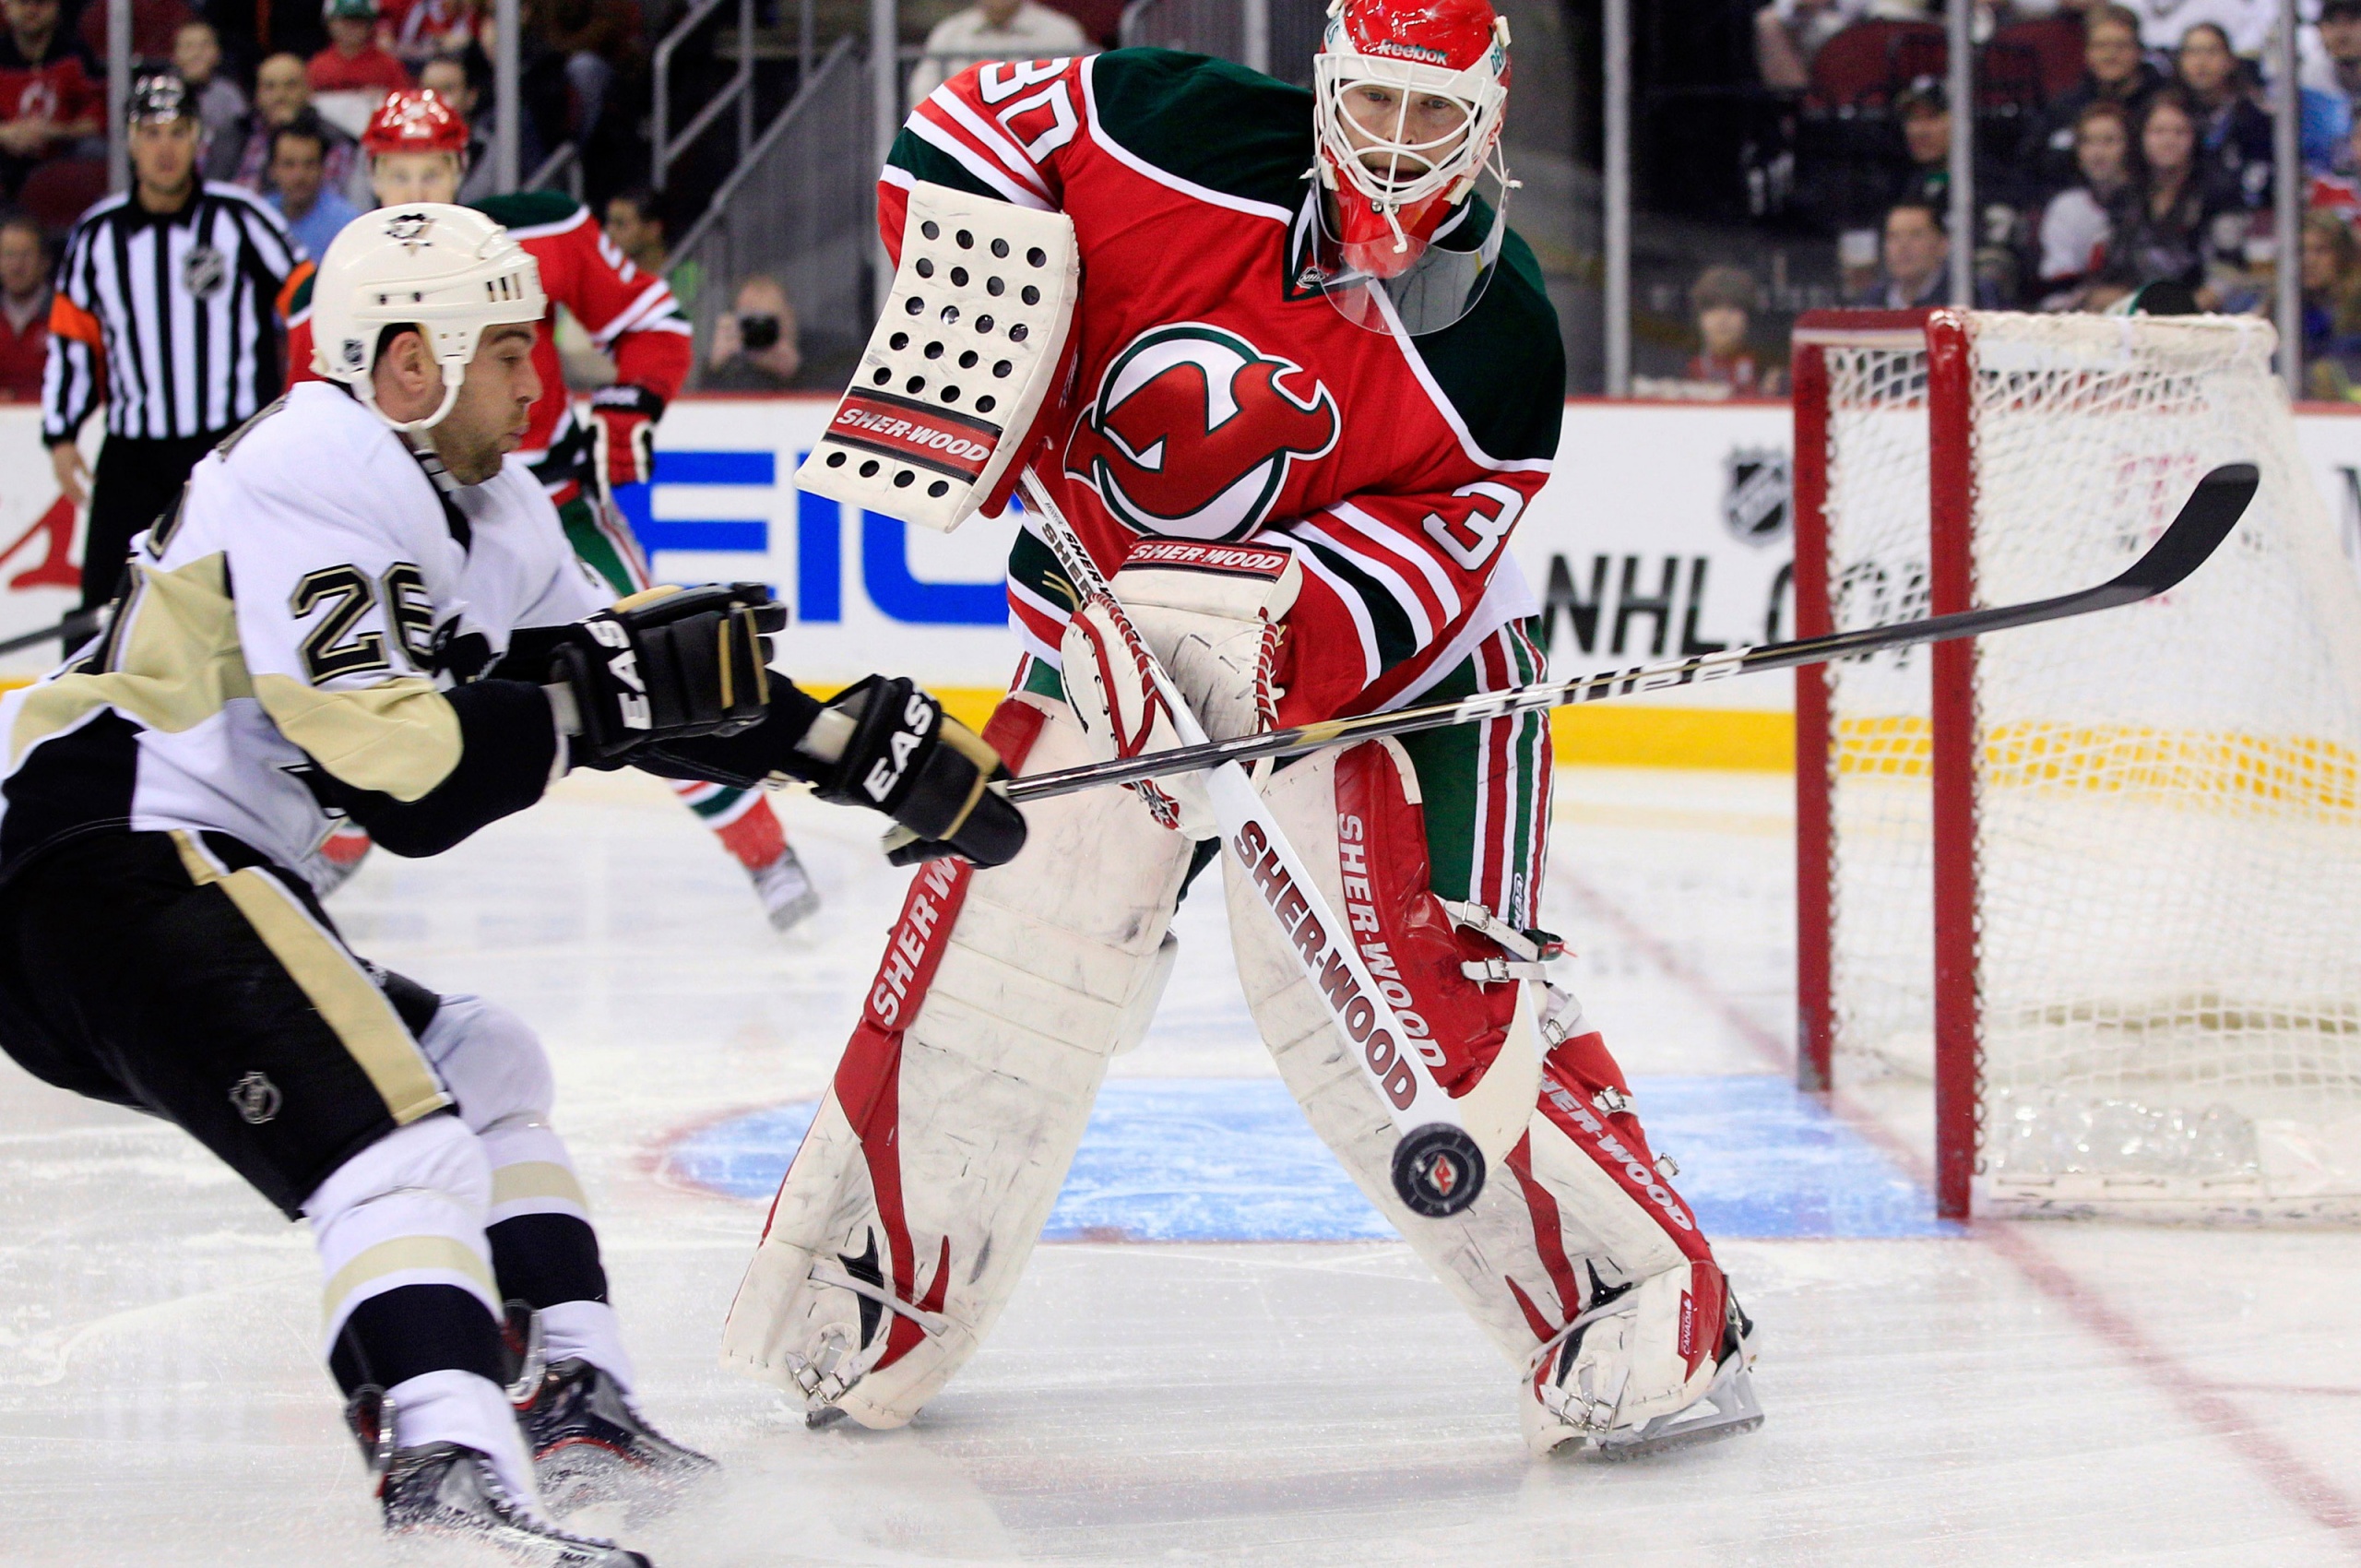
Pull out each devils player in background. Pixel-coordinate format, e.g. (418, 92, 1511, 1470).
(285, 90, 824, 932)
(723, 0, 1762, 1457)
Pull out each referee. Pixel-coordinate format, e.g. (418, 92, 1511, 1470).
(44, 73, 303, 614)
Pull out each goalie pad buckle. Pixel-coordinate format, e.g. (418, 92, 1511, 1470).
(795, 182, 1082, 532)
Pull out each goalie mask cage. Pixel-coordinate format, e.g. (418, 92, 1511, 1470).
(1793, 308, 2361, 1221)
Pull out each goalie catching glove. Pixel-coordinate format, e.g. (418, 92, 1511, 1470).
(796, 675, 1026, 868)
(544, 582, 784, 767)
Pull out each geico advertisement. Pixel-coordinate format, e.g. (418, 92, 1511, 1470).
(9, 398, 2361, 706)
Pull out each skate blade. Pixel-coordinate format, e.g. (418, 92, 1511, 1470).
(804, 1405, 848, 1431)
(1589, 1363, 1765, 1463)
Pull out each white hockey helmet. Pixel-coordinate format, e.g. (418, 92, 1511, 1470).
(309, 202, 544, 431)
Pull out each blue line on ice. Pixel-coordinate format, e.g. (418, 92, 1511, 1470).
(663, 1075, 1957, 1241)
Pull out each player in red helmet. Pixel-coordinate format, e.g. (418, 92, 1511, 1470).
(723, 0, 1762, 1462)
(1313, 0, 1513, 278)
(286, 89, 824, 935)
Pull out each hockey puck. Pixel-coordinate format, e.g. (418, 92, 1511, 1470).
(1391, 1123, 1485, 1218)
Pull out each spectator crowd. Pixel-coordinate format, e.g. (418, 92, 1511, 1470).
(1669, 0, 2361, 399)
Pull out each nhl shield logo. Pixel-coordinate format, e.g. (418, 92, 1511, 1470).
(1064, 323, 1340, 541)
(229, 1070, 281, 1125)
(182, 244, 227, 300)
(1723, 446, 1789, 547)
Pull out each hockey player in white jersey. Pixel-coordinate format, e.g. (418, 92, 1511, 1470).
(0, 205, 1025, 1566)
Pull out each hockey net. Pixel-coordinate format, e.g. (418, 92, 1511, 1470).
(1794, 309, 2361, 1220)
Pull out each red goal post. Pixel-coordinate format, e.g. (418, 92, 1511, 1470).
(1793, 308, 1980, 1218)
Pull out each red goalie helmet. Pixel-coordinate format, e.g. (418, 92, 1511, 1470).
(1313, 0, 1513, 279)
(362, 89, 469, 158)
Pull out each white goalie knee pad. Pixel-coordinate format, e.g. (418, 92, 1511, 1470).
(1228, 738, 1736, 1453)
(722, 693, 1190, 1427)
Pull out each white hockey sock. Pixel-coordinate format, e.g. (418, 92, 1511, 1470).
(387, 1367, 541, 1509)
(540, 1299, 635, 1395)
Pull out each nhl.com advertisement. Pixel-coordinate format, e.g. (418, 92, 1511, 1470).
(8, 396, 2361, 768)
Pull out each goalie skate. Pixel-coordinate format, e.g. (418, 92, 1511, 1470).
(1525, 1279, 1762, 1461)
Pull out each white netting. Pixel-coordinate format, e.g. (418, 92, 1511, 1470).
(1818, 312, 2361, 1217)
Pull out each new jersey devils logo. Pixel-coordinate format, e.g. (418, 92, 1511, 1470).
(1064, 324, 1340, 540)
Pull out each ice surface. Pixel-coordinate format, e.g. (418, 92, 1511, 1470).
(2, 766, 2357, 1567)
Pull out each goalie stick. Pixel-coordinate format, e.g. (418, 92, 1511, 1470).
(1003, 461, 2259, 807)
(1016, 469, 1490, 1219)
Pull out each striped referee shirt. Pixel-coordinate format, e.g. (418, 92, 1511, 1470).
(42, 182, 302, 444)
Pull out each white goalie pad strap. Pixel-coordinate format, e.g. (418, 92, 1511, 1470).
(721, 697, 1192, 1428)
(794, 181, 1080, 532)
(1226, 738, 1715, 1393)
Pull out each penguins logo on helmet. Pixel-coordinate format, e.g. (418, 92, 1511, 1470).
(385, 210, 432, 243)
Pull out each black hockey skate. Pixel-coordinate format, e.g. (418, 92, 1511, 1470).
(517, 1358, 718, 1519)
(346, 1385, 650, 1567)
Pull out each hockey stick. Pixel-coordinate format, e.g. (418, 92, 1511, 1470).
(0, 608, 101, 660)
(1016, 469, 1490, 1218)
(1005, 461, 2259, 807)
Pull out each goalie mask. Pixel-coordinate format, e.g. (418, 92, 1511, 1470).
(1309, 0, 1513, 331)
(310, 202, 545, 432)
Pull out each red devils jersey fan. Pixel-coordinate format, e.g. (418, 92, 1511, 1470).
(723, 0, 1763, 1461)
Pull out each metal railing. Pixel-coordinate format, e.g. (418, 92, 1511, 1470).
(652, 0, 756, 191)
(1118, 0, 1324, 86)
(526, 141, 582, 199)
(670, 38, 870, 367)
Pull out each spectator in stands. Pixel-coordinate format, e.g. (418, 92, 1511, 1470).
(2306, 0, 2361, 113)
(1850, 199, 1952, 307)
(1685, 266, 1782, 395)
(2097, 87, 2245, 306)
(0, 0, 101, 199)
(907, 0, 1090, 106)
(264, 116, 357, 258)
(389, 0, 480, 68)
(2176, 21, 2272, 205)
(2308, 113, 2361, 216)
(309, 0, 410, 96)
(2036, 100, 2133, 307)
(1753, 0, 1868, 92)
(0, 212, 47, 399)
(704, 274, 801, 390)
(2114, 0, 2272, 54)
(604, 185, 664, 274)
(224, 52, 358, 194)
(417, 52, 516, 201)
(2024, 5, 2161, 194)
(172, 20, 247, 158)
(2297, 210, 2361, 395)
(533, 0, 641, 146)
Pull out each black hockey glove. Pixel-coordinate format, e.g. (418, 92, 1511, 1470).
(545, 583, 786, 768)
(798, 674, 1027, 868)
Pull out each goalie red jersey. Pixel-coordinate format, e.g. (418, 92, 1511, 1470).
(884, 48, 1562, 722)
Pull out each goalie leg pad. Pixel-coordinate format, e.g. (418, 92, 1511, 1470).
(720, 693, 1192, 1426)
(1228, 737, 1746, 1454)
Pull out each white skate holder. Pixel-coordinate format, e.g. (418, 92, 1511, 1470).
(794, 182, 1081, 533)
(1016, 470, 1487, 1218)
